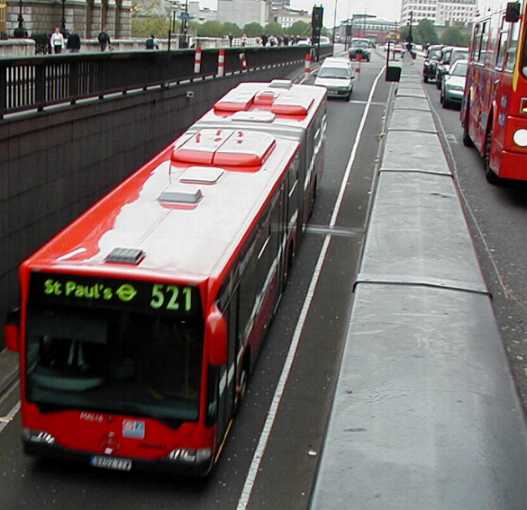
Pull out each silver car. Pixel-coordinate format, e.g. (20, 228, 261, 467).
(441, 59, 468, 109)
(314, 62, 354, 100)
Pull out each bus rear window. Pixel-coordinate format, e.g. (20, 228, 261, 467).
(26, 306, 204, 422)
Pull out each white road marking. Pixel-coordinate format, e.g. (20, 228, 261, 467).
(236, 64, 386, 510)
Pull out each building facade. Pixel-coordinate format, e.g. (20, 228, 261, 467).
(2, 0, 132, 38)
(271, 6, 309, 29)
(400, 0, 477, 26)
(217, 0, 270, 28)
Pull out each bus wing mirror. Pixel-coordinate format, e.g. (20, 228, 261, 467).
(4, 307, 21, 352)
(506, 2, 521, 23)
(206, 305, 227, 366)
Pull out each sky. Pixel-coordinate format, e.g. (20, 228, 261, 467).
(198, 0, 404, 26)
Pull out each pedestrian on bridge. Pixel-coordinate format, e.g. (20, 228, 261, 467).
(50, 27, 65, 54)
(98, 29, 110, 51)
(66, 33, 81, 53)
(145, 34, 159, 50)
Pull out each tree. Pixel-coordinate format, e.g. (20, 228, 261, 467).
(223, 22, 242, 37)
(264, 22, 284, 37)
(243, 22, 264, 37)
(197, 21, 226, 38)
(416, 19, 439, 45)
(132, 16, 170, 38)
(287, 21, 310, 37)
(441, 25, 470, 47)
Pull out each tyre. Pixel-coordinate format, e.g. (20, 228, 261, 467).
(462, 107, 474, 147)
(484, 127, 500, 185)
(435, 77, 441, 90)
(423, 75, 428, 83)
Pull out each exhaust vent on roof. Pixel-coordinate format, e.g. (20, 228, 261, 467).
(180, 166, 224, 184)
(231, 111, 276, 123)
(105, 247, 145, 265)
(269, 79, 293, 89)
(158, 185, 203, 204)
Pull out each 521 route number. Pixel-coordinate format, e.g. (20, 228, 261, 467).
(150, 284, 193, 312)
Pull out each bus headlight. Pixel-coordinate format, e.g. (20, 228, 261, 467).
(167, 448, 211, 465)
(513, 129, 527, 147)
(23, 428, 56, 445)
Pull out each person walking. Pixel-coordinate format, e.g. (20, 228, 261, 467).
(50, 27, 65, 54)
(98, 29, 110, 51)
(145, 34, 159, 50)
(66, 32, 81, 53)
(241, 33, 248, 47)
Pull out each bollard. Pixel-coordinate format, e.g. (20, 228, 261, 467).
(218, 49, 225, 77)
(304, 52, 311, 78)
(194, 47, 202, 74)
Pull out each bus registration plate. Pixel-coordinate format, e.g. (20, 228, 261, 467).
(90, 456, 132, 471)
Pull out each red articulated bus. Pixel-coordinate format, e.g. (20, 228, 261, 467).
(461, 1, 527, 183)
(3, 80, 326, 476)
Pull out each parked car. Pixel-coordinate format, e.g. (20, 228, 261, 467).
(423, 44, 444, 82)
(349, 39, 371, 61)
(314, 58, 354, 100)
(436, 46, 468, 89)
(441, 59, 468, 109)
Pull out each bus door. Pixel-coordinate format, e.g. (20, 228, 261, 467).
(216, 291, 238, 443)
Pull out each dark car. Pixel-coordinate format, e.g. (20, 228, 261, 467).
(349, 39, 371, 62)
(435, 46, 468, 89)
(423, 44, 444, 82)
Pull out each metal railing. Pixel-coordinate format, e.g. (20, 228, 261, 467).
(0, 45, 333, 118)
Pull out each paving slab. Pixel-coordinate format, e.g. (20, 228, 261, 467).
(357, 172, 485, 292)
(381, 130, 450, 174)
(397, 88, 426, 99)
(394, 96, 431, 111)
(388, 109, 437, 133)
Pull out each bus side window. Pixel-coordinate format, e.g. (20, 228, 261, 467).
(472, 24, 481, 62)
(505, 21, 521, 72)
(479, 22, 489, 64)
(496, 19, 509, 69)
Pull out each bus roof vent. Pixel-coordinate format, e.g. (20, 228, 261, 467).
(180, 166, 224, 184)
(231, 111, 276, 123)
(271, 95, 314, 116)
(269, 79, 293, 89)
(158, 185, 203, 204)
(172, 129, 234, 165)
(214, 91, 255, 112)
(254, 90, 278, 105)
(213, 130, 276, 167)
(105, 247, 146, 265)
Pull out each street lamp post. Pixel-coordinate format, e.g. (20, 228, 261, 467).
(61, 0, 66, 33)
(332, 0, 338, 45)
(14, 0, 27, 38)
(406, 10, 414, 50)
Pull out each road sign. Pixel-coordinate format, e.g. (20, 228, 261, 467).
(178, 12, 193, 21)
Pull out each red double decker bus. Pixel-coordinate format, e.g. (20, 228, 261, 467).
(4, 80, 326, 476)
(461, 1, 527, 183)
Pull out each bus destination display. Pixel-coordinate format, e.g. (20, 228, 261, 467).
(29, 273, 200, 316)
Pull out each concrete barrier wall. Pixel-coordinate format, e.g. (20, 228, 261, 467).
(0, 62, 303, 346)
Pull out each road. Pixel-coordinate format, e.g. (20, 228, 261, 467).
(423, 74, 527, 414)
(0, 52, 390, 509)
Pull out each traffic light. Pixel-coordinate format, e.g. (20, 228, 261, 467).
(312, 5, 323, 47)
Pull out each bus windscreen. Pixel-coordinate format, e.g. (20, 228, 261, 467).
(26, 274, 203, 422)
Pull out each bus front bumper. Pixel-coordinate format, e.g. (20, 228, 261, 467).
(23, 436, 213, 477)
(496, 149, 527, 181)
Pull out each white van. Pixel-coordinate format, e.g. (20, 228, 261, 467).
(313, 58, 354, 100)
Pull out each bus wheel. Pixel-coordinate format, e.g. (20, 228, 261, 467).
(484, 129, 500, 185)
(462, 109, 474, 147)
